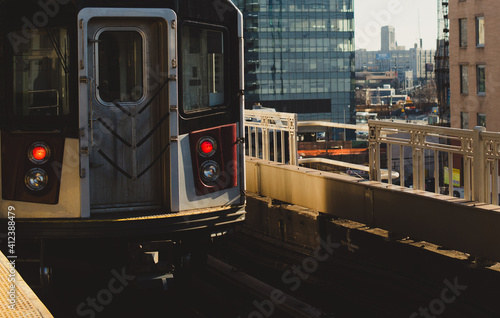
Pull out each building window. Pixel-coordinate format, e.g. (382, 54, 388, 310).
(477, 113, 486, 127)
(461, 112, 469, 129)
(460, 65, 468, 94)
(477, 64, 486, 94)
(459, 18, 467, 47)
(476, 16, 485, 47)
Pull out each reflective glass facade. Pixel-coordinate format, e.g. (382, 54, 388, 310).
(232, 0, 355, 122)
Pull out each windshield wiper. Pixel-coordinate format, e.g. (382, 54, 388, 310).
(45, 27, 69, 74)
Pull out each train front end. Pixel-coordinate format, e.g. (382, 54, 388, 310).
(0, 0, 245, 240)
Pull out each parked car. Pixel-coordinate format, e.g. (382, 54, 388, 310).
(442, 187, 464, 198)
(453, 187, 464, 198)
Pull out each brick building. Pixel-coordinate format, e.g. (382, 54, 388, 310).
(449, 0, 500, 131)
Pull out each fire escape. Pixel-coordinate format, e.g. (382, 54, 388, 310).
(435, 0, 450, 125)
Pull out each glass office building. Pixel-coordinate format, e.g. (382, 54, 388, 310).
(231, 0, 355, 122)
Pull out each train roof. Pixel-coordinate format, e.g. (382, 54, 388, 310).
(0, 0, 240, 27)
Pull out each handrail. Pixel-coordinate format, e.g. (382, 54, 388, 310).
(368, 121, 500, 205)
(244, 110, 298, 165)
(244, 110, 500, 206)
(298, 120, 367, 132)
(28, 89, 60, 115)
(298, 157, 399, 180)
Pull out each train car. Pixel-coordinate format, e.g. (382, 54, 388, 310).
(0, 0, 245, 280)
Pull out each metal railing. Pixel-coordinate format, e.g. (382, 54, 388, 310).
(481, 129, 500, 204)
(368, 122, 500, 205)
(368, 121, 472, 196)
(244, 110, 500, 205)
(244, 110, 298, 165)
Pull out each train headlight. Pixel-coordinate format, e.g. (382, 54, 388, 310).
(198, 136, 217, 157)
(25, 168, 49, 191)
(28, 142, 50, 164)
(200, 160, 220, 183)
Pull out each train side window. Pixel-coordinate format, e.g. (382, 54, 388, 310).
(0, 32, 5, 120)
(181, 25, 225, 112)
(8, 28, 70, 117)
(97, 30, 144, 104)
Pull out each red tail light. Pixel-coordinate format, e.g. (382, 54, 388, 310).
(28, 142, 50, 164)
(189, 124, 237, 195)
(198, 136, 217, 157)
(2, 132, 64, 204)
(200, 141, 214, 154)
(32, 147, 47, 161)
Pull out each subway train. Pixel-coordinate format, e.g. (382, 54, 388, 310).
(0, 0, 245, 282)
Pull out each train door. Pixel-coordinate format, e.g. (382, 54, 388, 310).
(78, 9, 177, 214)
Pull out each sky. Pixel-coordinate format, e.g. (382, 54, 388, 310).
(354, 0, 438, 51)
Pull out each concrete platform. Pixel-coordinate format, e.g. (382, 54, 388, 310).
(0, 251, 52, 317)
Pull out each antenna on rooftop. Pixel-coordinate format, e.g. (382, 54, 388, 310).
(418, 8, 422, 48)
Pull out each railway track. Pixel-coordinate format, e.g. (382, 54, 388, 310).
(13, 227, 500, 318)
(213, 228, 500, 318)
(14, 243, 327, 317)
(203, 256, 328, 318)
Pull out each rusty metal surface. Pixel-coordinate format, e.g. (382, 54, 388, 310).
(246, 158, 500, 262)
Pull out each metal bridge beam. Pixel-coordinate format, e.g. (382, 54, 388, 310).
(246, 158, 500, 262)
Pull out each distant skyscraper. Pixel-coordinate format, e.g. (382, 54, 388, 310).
(355, 46, 436, 83)
(231, 0, 355, 123)
(381, 26, 396, 51)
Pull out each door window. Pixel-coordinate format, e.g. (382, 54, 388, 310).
(97, 30, 144, 104)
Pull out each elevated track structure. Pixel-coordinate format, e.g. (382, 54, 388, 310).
(245, 110, 500, 263)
